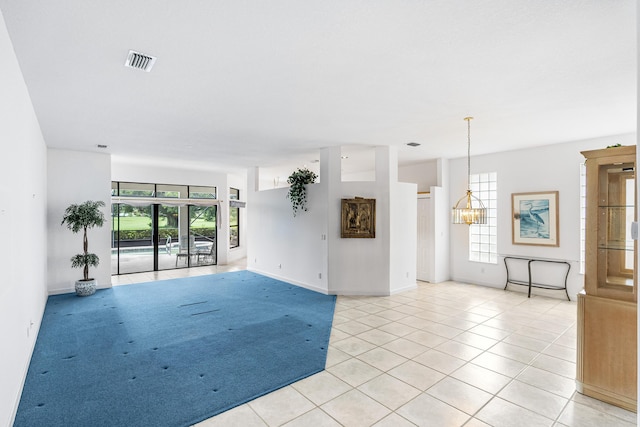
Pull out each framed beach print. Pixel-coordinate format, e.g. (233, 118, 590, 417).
(341, 197, 376, 238)
(512, 191, 559, 246)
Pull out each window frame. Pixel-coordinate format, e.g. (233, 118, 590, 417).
(229, 188, 240, 249)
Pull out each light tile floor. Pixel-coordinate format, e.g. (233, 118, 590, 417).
(112, 262, 637, 427)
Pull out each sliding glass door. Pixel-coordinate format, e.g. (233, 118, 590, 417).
(157, 205, 180, 270)
(111, 182, 218, 275)
(111, 203, 155, 274)
(190, 205, 217, 266)
(111, 182, 154, 274)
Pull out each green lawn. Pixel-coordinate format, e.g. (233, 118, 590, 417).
(114, 216, 215, 231)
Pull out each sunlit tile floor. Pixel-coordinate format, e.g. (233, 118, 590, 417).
(112, 262, 637, 426)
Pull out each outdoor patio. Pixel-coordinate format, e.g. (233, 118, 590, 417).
(111, 241, 216, 275)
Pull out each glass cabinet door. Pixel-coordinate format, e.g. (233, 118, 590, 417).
(583, 144, 637, 302)
(597, 163, 635, 292)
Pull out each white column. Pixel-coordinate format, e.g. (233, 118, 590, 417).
(321, 147, 341, 293)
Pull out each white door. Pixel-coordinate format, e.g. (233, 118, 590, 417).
(417, 197, 430, 281)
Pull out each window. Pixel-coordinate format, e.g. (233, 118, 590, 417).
(229, 188, 240, 248)
(116, 182, 155, 197)
(156, 184, 186, 198)
(189, 186, 217, 199)
(469, 172, 497, 263)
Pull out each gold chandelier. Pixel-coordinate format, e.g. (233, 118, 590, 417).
(452, 117, 487, 225)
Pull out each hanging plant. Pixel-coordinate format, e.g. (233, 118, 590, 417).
(287, 167, 318, 216)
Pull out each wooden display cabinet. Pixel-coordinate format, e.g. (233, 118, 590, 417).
(577, 145, 637, 412)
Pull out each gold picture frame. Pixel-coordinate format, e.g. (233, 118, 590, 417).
(341, 197, 376, 238)
(512, 191, 559, 246)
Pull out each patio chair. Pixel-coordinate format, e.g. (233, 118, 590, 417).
(196, 241, 216, 265)
(176, 235, 196, 266)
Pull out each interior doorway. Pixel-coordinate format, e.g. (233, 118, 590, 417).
(416, 195, 432, 282)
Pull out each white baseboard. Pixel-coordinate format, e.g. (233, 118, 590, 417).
(247, 267, 329, 295)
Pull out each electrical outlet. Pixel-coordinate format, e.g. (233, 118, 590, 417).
(318, 273, 322, 279)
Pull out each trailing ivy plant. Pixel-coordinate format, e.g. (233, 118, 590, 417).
(287, 168, 318, 216)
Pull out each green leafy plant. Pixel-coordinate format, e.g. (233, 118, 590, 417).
(61, 200, 106, 281)
(287, 168, 318, 216)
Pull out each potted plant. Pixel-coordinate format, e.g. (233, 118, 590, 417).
(61, 200, 106, 296)
(287, 168, 318, 216)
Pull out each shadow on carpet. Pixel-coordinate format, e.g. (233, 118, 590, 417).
(15, 271, 336, 427)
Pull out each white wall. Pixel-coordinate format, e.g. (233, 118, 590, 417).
(248, 146, 418, 296)
(330, 182, 391, 295)
(389, 182, 418, 294)
(47, 149, 112, 294)
(330, 146, 417, 295)
(399, 160, 439, 192)
(247, 178, 328, 293)
(0, 9, 48, 425)
(111, 161, 229, 188)
(449, 133, 637, 300)
(342, 170, 375, 182)
(430, 186, 451, 283)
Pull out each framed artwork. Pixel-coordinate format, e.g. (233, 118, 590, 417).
(341, 197, 376, 238)
(512, 191, 559, 246)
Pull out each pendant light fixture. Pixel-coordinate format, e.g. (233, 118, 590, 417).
(452, 117, 487, 225)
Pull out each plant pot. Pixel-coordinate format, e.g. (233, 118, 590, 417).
(75, 279, 97, 297)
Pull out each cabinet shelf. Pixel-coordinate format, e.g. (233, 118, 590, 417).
(597, 243, 635, 251)
(604, 276, 634, 287)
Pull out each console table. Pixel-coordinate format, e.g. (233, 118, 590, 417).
(503, 256, 571, 300)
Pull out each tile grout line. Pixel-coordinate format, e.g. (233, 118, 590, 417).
(333, 289, 578, 426)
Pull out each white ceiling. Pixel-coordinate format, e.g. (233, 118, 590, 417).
(0, 1, 636, 177)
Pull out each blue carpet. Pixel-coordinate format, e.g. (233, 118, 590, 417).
(15, 271, 336, 427)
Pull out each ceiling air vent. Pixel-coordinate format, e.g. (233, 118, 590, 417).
(124, 50, 156, 72)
